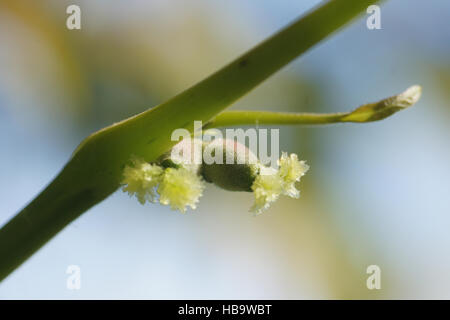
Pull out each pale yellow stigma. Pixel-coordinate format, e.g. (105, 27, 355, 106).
(250, 166, 283, 214)
(278, 152, 309, 198)
(121, 157, 163, 204)
(158, 167, 205, 213)
(250, 153, 309, 214)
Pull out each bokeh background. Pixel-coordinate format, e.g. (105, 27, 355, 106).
(1, 0, 449, 299)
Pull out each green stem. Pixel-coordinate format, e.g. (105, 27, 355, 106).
(205, 85, 422, 128)
(0, 0, 382, 282)
(206, 110, 348, 127)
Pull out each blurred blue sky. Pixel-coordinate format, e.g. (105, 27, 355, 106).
(1, 0, 450, 299)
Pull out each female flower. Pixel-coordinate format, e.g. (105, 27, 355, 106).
(121, 138, 308, 214)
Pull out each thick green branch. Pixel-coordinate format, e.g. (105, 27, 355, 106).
(206, 85, 422, 128)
